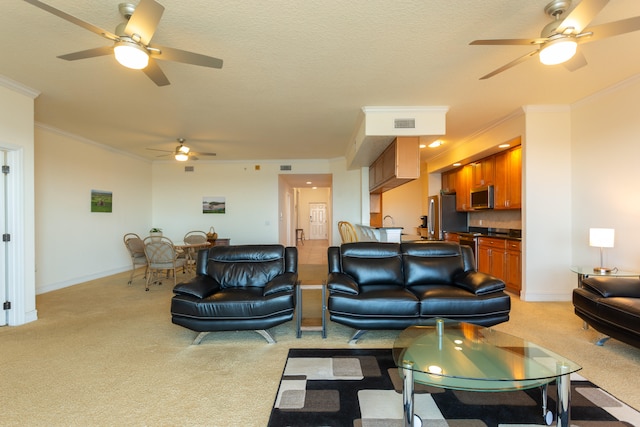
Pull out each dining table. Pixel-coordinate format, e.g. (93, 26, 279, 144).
(173, 240, 212, 273)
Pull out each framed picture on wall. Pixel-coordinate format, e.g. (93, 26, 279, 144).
(91, 190, 112, 213)
(203, 196, 225, 214)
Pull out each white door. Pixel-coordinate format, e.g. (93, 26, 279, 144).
(0, 151, 6, 326)
(308, 203, 327, 240)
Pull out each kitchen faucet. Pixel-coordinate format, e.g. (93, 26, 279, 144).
(383, 215, 395, 226)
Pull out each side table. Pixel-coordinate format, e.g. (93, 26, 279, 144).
(296, 282, 326, 338)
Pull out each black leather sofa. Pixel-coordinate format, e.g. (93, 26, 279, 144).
(170, 244, 298, 344)
(573, 275, 640, 348)
(326, 241, 511, 343)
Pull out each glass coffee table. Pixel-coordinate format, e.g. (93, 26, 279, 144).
(393, 320, 581, 427)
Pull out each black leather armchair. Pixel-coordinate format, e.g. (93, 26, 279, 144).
(171, 244, 298, 344)
(327, 241, 511, 343)
(573, 276, 640, 348)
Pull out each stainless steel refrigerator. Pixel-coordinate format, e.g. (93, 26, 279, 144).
(427, 193, 468, 240)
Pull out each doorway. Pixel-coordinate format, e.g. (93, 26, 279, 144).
(309, 202, 327, 240)
(0, 150, 6, 326)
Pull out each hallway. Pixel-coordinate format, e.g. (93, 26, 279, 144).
(296, 239, 328, 265)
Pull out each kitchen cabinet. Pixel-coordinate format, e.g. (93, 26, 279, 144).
(443, 232, 459, 243)
(471, 157, 495, 188)
(369, 136, 420, 193)
(441, 170, 456, 194)
(478, 237, 506, 281)
(478, 236, 521, 295)
(370, 193, 382, 227)
(505, 240, 521, 294)
(494, 144, 521, 209)
(455, 165, 473, 211)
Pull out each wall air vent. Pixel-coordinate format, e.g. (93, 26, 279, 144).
(394, 118, 416, 129)
(280, 165, 292, 171)
(184, 166, 194, 172)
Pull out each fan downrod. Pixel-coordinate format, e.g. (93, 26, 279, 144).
(544, 0, 571, 19)
(118, 3, 136, 20)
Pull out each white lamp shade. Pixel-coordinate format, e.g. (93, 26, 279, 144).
(589, 228, 615, 248)
(175, 153, 189, 161)
(114, 41, 149, 70)
(539, 38, 577, 65)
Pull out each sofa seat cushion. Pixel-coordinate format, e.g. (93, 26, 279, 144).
(328, 286, 419, 318)
(591, 297, 640, 334)
(171, 287, 294, 320)
(411, 285, 511, 317)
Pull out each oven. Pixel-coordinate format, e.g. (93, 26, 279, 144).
(457, 233, 480, 268)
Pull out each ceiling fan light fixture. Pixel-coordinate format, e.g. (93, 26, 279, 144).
(175, 152, 189, 161)
(177, 145, 190, 154)
(539, 38, 577, 65)
(114, 40, 149, 69)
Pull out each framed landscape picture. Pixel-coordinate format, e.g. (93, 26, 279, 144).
(203, 196, 225, 214)
(91, 190, 112, 213)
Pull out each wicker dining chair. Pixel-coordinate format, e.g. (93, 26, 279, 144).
(338, 221, 359, 243)
(143, 236, 187, 291)
(123, 233, 148, 285)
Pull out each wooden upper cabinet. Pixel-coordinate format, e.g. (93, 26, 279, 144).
(455, 165, 473, 211)
(441, 170, 457, 194)
(471, 157, 495, 188)
(494, 145, 521, 210)
(369, 137, 420, 193)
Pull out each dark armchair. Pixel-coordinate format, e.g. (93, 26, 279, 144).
(171, 244, 298, 344)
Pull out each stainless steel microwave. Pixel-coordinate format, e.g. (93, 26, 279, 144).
(470, 185, 494, 209)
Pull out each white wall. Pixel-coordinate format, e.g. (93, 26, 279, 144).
(522, 106, 573, 301)
(151, 157, 359, 247)
(0, 78, 38, 324)
(571, 76, 640, 271)
(34, 126, 152, 293)
(381, 177, 424, 235)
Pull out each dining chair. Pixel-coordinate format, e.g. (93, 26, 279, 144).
(123, 233, 147, 285)
(143, 236, 187, 291)
(338, 221, 359, 243)
(183, 230, 208, 244)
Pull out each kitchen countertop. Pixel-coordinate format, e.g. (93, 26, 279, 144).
(448, 228, 522, 241)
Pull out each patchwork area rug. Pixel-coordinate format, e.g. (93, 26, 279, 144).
(268, 348, 640, 427)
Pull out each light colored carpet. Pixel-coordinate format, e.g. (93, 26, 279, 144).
(1, 266, 639, 426)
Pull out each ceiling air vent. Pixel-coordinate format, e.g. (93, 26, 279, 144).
(184, 166, 194, 172)
(280, 165, 292, 171)
(394, 118, 416, 129)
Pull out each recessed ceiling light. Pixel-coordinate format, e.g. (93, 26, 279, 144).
(428, 140, 444, 148)
(498, 144, 510, 148)
(419, 144, 426, 149)
(453, 162, 461, 167)
(312, 186, 318, 190)
(306, 181, 312, 185)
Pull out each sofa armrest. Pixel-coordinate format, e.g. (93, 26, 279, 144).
(582, 276, 640, 298)
(173, 276, 221, 299)
(263, 272, 298, 296)
(326, 272, 360, 295)
(454, 271, 505, 295)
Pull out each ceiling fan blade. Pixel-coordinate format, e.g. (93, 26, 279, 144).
(57, 46, 113, 61)
(563, 51, 588, 72)
(124, 0, 165, 45)
(23, 0, 117, 40)
(150, 45, 224, 68)
(582, 16, 640, 43)
(192, 152, 217, 157)
(142, 58, 170, 86)
(558, 0, 609, 34)
(470, 38, 544, 46)
(146, 148, 173, 153)
(479, 50, 539, 80)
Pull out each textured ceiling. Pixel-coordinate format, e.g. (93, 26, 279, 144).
(2, 0, 640, 168)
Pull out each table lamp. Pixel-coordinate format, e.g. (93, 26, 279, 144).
(589, 228, 615, 273)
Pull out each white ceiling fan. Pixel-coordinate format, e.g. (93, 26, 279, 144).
(470, 0, 640, 79)
(147, 138, 217, 161)
(24, 0, 224, 86)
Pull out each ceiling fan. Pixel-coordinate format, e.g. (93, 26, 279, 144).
(147, 138, 217, 161)
(470, 0, 640, 79)
(24, 0, 223, 86)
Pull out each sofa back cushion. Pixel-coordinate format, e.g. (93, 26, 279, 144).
(401, 242, 466, 287)
(339, 242, 403, 286)
(205, 245, 286, 288)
